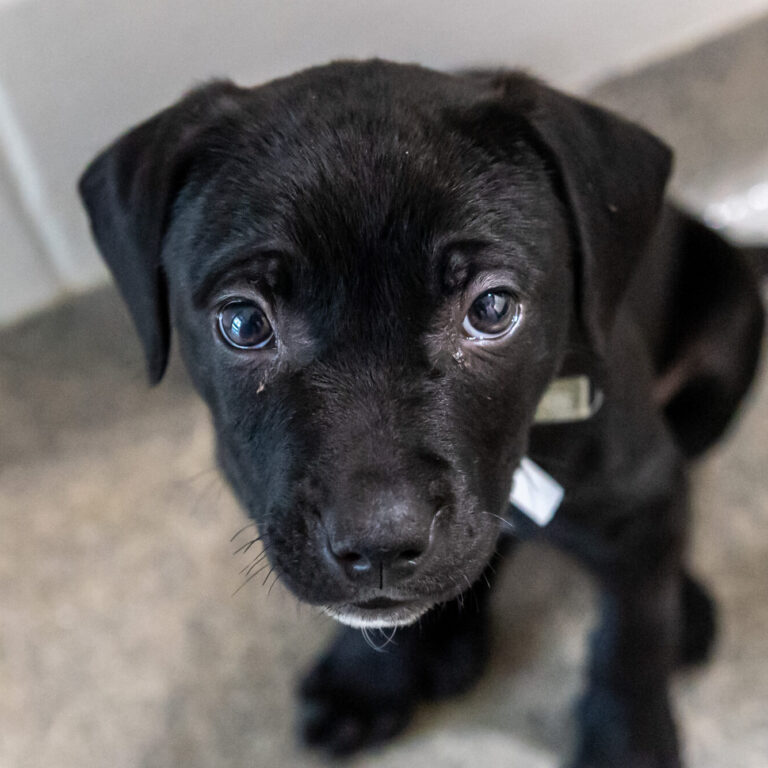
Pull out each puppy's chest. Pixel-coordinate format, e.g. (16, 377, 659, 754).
(522, 410, 677, 531)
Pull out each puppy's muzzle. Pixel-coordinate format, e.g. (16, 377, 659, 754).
(321, 482, 442, 592)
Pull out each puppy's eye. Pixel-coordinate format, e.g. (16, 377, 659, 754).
(217, 300, 274, 349)
(462, 290, 521, 339)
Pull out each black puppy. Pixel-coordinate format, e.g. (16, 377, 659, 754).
(80, 60, 765, 767)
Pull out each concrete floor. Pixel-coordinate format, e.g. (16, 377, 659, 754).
(2, 17, 768, 768)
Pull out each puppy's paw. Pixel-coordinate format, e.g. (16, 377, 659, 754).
(297, 612, 490, 755)
(298, 628, 417, 756)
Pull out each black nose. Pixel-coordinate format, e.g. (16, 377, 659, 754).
(323, 483, 442, 588)
(328, 539, 428, 585)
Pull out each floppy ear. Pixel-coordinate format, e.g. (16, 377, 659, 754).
(79, 80, 242, 383)
(488, 74, 673, 356)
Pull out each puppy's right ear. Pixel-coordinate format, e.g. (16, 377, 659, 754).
(466, 72, 672, 358)
(79, 81, 242, 384)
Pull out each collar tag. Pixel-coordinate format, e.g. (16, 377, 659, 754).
(510, 457, 564, 527)
(534, 375, 603, 424)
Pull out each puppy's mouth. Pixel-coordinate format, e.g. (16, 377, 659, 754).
(354, 597, 404, 609)
(322, 597, 433, 629)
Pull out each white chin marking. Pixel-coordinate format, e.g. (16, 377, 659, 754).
(322, 603, 431, 629)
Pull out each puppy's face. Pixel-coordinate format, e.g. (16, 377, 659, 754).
(168, 82, 572, 627)
(80, 61, 671, 627)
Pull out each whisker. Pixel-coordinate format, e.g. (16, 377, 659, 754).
(230, 522, 258, 542)
(462, 573, 481, 612)
(455, 579, 465, 613)
(240, 546, 272, 576)
(360, 626, 398, 652)
(380, 626, 398, 648)
(232, 570, 260, 597)
(232, 560, 272, 596)
(267, 569, 282, 597)
(232, 535, 265, 556)
(233, 539, 255, 556)
(479, 509, 517, 532)
(251, 561, 273, 579)
(446, 573, 461, 599)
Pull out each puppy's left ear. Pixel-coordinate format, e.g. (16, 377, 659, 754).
(487, 75, 672, 356)
(79, 80, 243, 383)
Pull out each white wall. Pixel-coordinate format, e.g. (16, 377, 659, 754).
(2, 0, 768, 324)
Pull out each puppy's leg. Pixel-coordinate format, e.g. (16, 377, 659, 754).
(571, 568, 682, 768)
(568, 500, 687, 768)
(299, 544, 511, 756)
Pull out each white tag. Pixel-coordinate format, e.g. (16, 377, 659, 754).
(510, 457, 564, 527)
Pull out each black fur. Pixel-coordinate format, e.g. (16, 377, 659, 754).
(79, 60, 765, 767)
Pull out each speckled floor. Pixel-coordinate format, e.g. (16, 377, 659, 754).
(2, 17, 768, 768)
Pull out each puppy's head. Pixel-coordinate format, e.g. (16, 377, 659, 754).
(80, 61, 670, 627)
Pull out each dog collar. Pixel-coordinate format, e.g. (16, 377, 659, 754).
(508, 376, 602, 530)
(533, 375, 603, 424)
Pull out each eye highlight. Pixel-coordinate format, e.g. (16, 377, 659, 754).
(217, 300, 274, 349)
(462, 290, 522, 339)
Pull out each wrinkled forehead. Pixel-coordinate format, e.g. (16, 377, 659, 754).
(169, 81, 565, 339)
